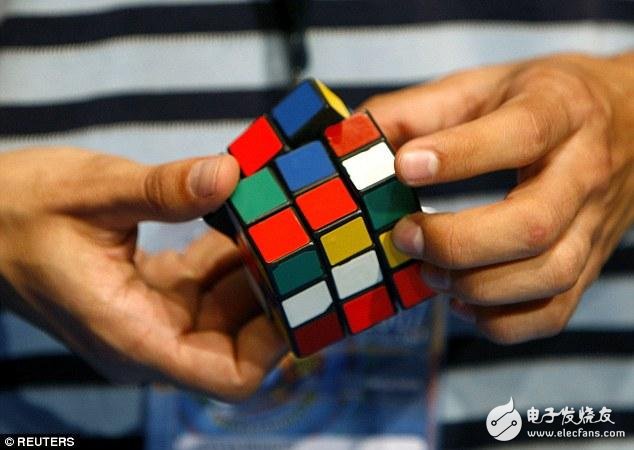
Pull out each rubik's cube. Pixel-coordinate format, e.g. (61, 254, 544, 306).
(207, 79, 434, 357)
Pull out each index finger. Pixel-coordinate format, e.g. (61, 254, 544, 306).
(361, 64, 511, 148)
(392, 132, 598, 269)
(394, 90, 578, 187)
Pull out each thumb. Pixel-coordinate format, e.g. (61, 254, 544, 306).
(116, 154, 240, 224)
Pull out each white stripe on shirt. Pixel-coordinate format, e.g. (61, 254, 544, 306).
(441, 358, 634, 423)
(1, 22, 633, 105)
(2, 0, 255, 17)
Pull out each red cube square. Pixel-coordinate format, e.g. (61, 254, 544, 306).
(296, 177, 358, 230)
(293, 312, 345, 356)
(229, 116, 284, 176)
(324, 112, 382, 157)
(248, 208, 309, 263)
(393, 263, 434, 308)
(342, 285, 395, 333)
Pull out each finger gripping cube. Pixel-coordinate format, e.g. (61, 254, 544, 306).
(205, 79, 435, 357)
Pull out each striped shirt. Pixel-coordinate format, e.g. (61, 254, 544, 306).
(0, 1, 633, 449)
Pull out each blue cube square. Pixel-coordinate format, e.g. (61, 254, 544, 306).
(275, 141, 336, 192)
(271, 80, 323, 140)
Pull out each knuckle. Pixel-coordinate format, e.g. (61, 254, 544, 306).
(514, 62, 609, 126)
(515, 65, 577, 102)
(460, 94, 484, 122)
(438, 65, 489, 87)
(590, 167, 611, 196)
(580, 94, 611, 124)
(439, 220, 471, 268)
(542, 307, 571, 338)
(478, 319, 525, 345)
(161, 250, 187, 270)
(360, 93, 390, 111)
(143, 166, 168, 215)
(548, 245, 585, 293)
(362, 91, 420, 145)
(519, 64, 564, 84)
(518, 102, 553, 152)
(540, 294, 578, 339)
(585, 142, 612, 195)
(477, 292, 579, 345)
(453, 276, 492, 305)
(519, 206, 560, 254)
(221, 375, 261, 402)
(551, 268, 579, 295)
(516, 64, 579, 98)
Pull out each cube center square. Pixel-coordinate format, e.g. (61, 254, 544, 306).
(230, 167, 287, 224)
(208, 79, 434, 357)
(296, 177, 357, 230)
(275, 141, 336, 192)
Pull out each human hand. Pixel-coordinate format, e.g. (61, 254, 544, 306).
(363, 52, 634, 344)
(0, 148, 287, 400)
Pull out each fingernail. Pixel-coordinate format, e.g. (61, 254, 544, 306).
(188, 156, 223, 198)
(392, 216, 424, 257)
(450, 299, 476, 324)
(398, 149, 439, 184)
(421, 266, 450, 291)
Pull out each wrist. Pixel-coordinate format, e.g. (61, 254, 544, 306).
(0, 151, 28, 291)
(0, 155, 9, 281)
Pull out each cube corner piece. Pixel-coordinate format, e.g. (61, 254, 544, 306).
(271, 78, 350, 146)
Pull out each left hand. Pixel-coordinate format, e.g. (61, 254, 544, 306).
(362, 52, 634, 344)
(0, 148, 287, 400)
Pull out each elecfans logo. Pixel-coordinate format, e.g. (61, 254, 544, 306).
(486, 397, 523, 441)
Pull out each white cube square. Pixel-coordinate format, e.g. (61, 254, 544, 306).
(341, 142, 395, 190)
(332, 250, 383, 299)
(282, 281, 332, 328)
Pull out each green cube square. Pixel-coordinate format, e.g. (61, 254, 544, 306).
(363, 178, 420, 230)
(230, 167, 287, 224)
(271, 248, 323, 296)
